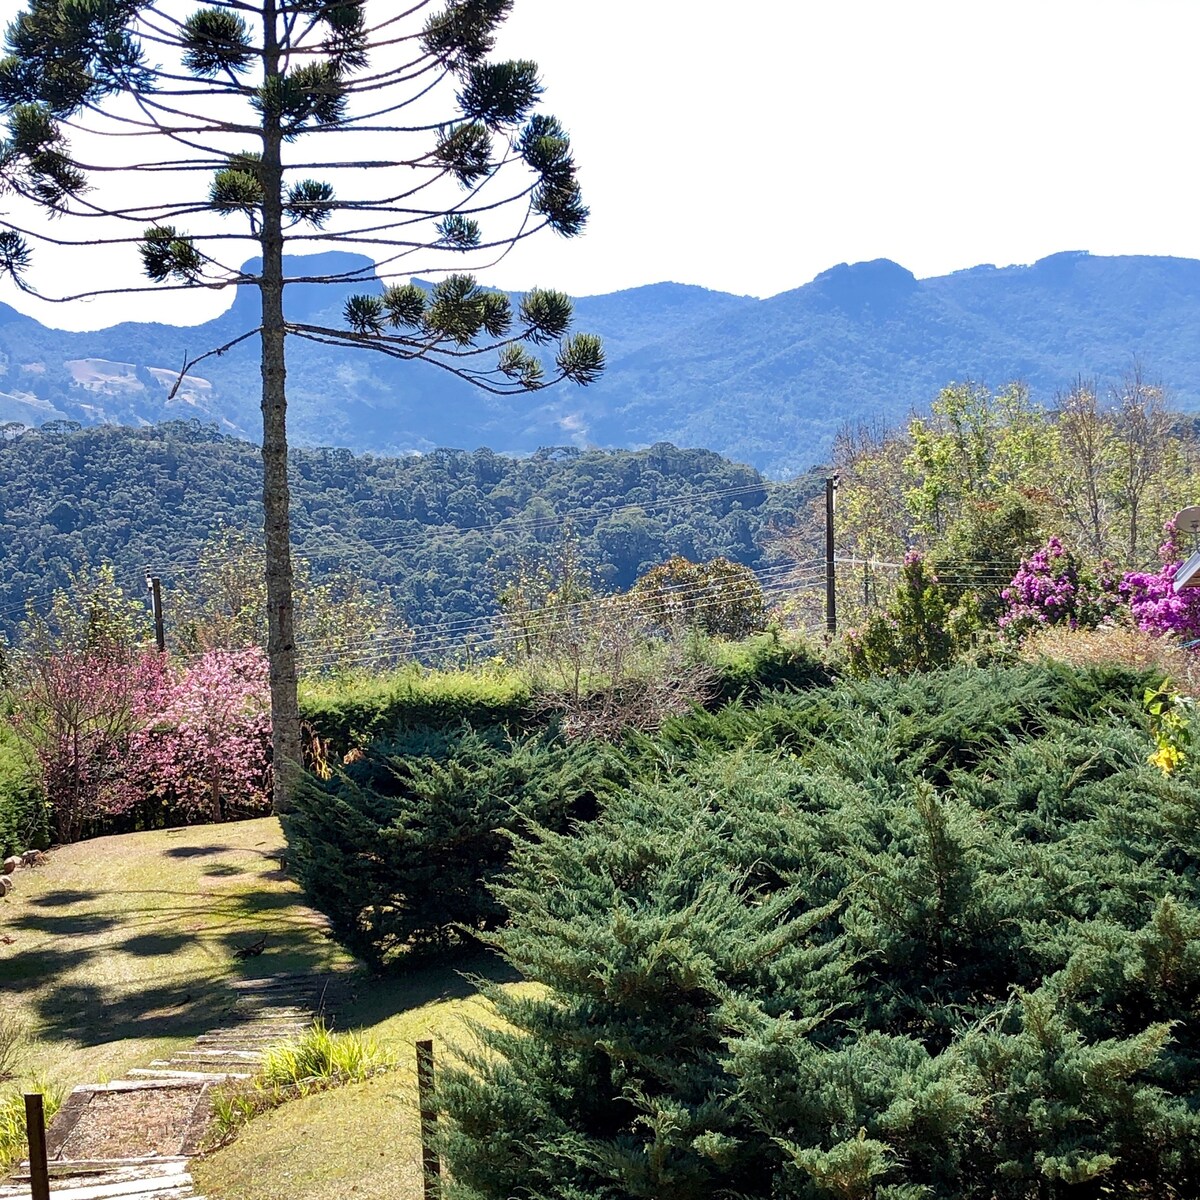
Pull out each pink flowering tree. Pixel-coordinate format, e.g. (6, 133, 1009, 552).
(13, 647, 169, 844)
(133, 649, 272, 822)
(999, 538, 1120, 643)
(11, 567, 168, 843)
(1121, 523, 1200, 646)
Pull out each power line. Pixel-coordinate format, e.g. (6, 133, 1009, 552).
(300, 566, 827, 669)
(303, 577, 826, 669)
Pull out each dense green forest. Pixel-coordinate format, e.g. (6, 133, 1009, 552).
(0, 421, 815, 646)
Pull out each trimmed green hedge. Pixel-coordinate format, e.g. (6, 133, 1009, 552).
(299, 667, 535, 753)
(0, 721, 48, 858)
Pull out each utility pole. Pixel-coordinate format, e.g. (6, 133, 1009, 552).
(145, 571, 165, 653)
(825, 476, 838, 636)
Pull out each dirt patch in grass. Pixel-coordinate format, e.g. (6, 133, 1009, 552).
(59, 1085, 204, 1159)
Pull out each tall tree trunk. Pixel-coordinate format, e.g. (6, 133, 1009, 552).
(260, 0, 302, 812)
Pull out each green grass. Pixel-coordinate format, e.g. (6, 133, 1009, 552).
(0, 1081, 64, 1175)
(205, 1020, 397, 1148)
(0, 815, 526, 1198)
(193, 982, 535, 1200)
(0, 817, 352, 1098)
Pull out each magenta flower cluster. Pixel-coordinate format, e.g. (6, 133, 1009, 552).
(1121, 525, 1200, 644)
(999, 538, 1119, 641)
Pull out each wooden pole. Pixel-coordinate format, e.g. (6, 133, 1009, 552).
(150, 576, 165, 653)
(145, 570, 165, 653)
(825, 476, 837, 636)
(416, 1039, 441, 1200)
(24, 1093, 50, 1200)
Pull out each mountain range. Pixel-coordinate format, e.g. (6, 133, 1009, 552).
(3, 249, 1200, 477)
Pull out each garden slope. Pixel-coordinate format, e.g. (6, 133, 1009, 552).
(0, 818, 349, 1095)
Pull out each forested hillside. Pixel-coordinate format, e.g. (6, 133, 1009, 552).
(0, 422, 813, 642)
(6, 250, 1200, 475)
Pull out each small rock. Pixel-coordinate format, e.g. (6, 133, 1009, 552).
(2, 856, 20, 875)
(0, 876, 13, 897)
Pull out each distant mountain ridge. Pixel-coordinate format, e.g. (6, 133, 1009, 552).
(3, 249, 1200, 476)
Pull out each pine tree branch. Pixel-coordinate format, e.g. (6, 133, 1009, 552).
(166, 328, 264, 400)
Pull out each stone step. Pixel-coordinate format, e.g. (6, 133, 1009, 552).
(125, 1069, 251, 1082)
(151, 1059, 257, 1071)
(162, 1050, 263, 1062)
(198, 1024, 308, 1036)
(228, 1007, 314, 1018)
(0, 1170, 195, 1199)
(227, 977, 328, 994)
(66, 1079, 207, 1094)
(7, 1159, 189, 1183)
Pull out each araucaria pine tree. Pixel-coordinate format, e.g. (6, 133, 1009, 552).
(0, 0, 604, 808)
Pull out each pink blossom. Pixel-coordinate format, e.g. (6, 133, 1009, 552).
(131, 648, 272, 821)
(1000, 538, 1120, 642)
(1120, 524, 1200, 645)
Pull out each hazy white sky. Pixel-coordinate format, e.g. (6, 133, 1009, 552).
(3, 0, 1200, 329)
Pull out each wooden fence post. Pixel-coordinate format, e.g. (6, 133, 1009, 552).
(416, 1039, 441, 1200)
(24, 1093, 50, 1200)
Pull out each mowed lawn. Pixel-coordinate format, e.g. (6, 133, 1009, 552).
(1, 818, 351, 1090)
(1, 817, 524, 1199)
(194, 985, 524, 1200)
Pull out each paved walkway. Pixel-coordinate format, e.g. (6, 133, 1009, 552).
(0, 975, 330, 1199)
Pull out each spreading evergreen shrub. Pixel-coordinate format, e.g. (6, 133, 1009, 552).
(441, 665, 1200, 1200)
(283, 728, 626, 969)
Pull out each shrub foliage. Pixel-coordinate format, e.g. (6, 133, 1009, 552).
(441, 664, 1200, 1200)
(284, 730, 626, 968)
(0, 719, 46, 857)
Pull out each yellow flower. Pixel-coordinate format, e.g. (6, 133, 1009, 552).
(1149, 744, 1183, 776)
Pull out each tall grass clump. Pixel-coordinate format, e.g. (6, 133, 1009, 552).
(206, 1021, 394, 1148)
(1020, 621, 1200, 694)
(259, 1021, 393, 1091)
(0, 1082, 63, 1175)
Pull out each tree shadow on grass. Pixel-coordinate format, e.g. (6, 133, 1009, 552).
(336, 949, 520, 1031)
(23, 931, 347, 1050)
(10, 911, 120, 937)
(28, 890, 101, 908)
(7, 875, 348, 1053)
(164, 844, 238, 859)
(122, 931, 193, 957)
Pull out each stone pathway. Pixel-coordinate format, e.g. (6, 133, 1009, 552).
(0, 975, 332, 1199)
